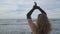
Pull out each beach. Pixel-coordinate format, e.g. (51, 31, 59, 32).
(0, 19, 60, 34)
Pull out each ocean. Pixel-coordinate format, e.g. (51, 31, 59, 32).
(0, 19, 60, 34)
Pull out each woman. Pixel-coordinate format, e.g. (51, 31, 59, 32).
(26, 2, 51, 34)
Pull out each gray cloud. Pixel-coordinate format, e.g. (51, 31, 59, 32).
(0, 0, 60, 19)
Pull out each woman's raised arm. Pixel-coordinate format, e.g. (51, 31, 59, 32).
(38, 7, 47, 15)
(26, 2, 38, 34)
(26, 2, 37, 19)
(26, 8, 34, 19)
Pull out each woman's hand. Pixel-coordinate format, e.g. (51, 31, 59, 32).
(33, 2, 40, 10)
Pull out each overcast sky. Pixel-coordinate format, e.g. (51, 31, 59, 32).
(0, 0, 60, 19)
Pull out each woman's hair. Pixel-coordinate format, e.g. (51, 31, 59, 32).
(37, 14, 51, 34)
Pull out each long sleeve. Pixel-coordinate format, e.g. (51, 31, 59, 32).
(38, 7, 47, 15)
(26, 8, 34, 19)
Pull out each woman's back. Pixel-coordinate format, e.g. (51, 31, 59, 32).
(36, 14, 51, 34)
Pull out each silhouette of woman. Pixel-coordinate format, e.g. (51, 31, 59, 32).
(26, 2, 51, 34)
